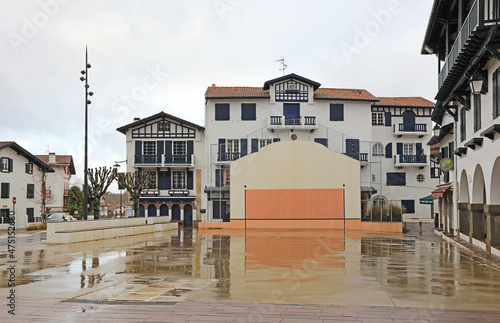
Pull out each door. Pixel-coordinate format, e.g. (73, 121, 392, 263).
(1, 209, 9, 224)
(213, 201, 227, 221)
(139, 205, 145, 217)
(184, 204, 193, 227)
(284, 103, 300, 125)
(160, 204, 169, 216)
(172, 204, 181, 220)
(148, 204, 157, 217)
(402, 111, 416, 131)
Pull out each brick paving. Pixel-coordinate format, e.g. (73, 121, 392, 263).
(3, 297, 500, 322)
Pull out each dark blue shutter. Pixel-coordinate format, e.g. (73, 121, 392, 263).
(284, 103, 300, 125)
(397, 142, 403, 155)
(158, 171, 168, 190)
(353, 139, 360, 159)
(166, 171, 171, 189)
(385, 143, 392, 158)
(401, 200, 415, 213)
(135, 141, 142, 155)
(345, 139, 353, 157)
(8, 158, 13, 172)
(157, 141, 164, 162)
(273, 138, 280, 143)
(241, 139, 247, 157)
(187, 140, 194, 155)
(251, 138, 258, 153)
(416, 143, 422, 155)
(314, 138, 328, 147)
(165, 141, 172, 155)
(241, 104, 256, 120)
(215, 169, 223, 187)
(384, 112, 392, 127)
(330, 104, 344, 121)
(218, 139, 226, 161)
(215, 104, 230, 120)
(387, 172, 406, 186)
(187, 171, 193, 190)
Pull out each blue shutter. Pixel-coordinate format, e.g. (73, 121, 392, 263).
(385, 143, 392, 158)
(187, 171, 193, 190)
(284, 103, 300, 125)
(187, 140, 194, 155)
(8, 158, 13, 172)
(345, 139, 353, 157)
(416, 143, 422, 155)
(218, 138, 226, 161)
(314, 138, 328, 147)
(397, 142, 403, 155)
(330, 104, 344, 121)
(215, 169, 223, 187)
(401, 200, 415, 213)
(384, 112, 391, 127)
(251, 138, 258, 153)
(165, 141, 172, 155)
(241, 139, 247, 157)
(215, 104, 230, 120)
(273, 138, 280, 143)
(135, 141, 142, 155)
(353, 139, 359, 159)
(241, 104, 256, 120)
(166, 171, 171, 189)
(158, 171, 168, 190)
(387, 172, 406, 186)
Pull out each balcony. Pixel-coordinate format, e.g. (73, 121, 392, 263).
(134, 154, 194, 167)
(217, 152, 241, 162)
(392, 123, 429, 137)
(437, 0, 500, 101)
(394, 154, 428, 168)
(267, 116, 319, 131)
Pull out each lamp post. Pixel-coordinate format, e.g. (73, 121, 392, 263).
(114, 160, 127, 217)
(432, 124, 441, 137)
(80, 46, 93, 220)
(469, 71, 485, 95)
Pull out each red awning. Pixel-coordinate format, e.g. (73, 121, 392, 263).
(431, 184, 453, 198)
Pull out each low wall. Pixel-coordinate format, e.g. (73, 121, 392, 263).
(46, 216, 177, 244)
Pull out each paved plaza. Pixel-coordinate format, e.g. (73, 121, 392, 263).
(1, 228, 500, 322)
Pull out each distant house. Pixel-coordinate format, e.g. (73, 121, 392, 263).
(35, 153, 76, 213)
(0, 142, 54, 228)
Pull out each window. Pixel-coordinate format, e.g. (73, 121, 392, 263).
(259, 139, 272, 149)
(215, 103, 230, 120)
(372, 112, 384, 125)
(241, 103, 256, 121)
(143, 141, 156, 155)
(372, 143, 383, 156)
(460, 108, 466, 142)
(314, 138, 328, 147)
(172, 171, 186, 189)
(474, 94, 481, 132)
(25, 163, 33, 174)
(144, 171, 157, 190)
(173, 141, 186, 155)
(227, 139, 240, 154)
(27, 184, 34, 199)
(27, 208, 34, 223)
(158, 121, 169, 131)
(330, 104, 344, 121)
(283, 103, 300, 125)
(386, 172, 406, 186)
(1, 183, 9, 198)
(401, 200, 415, 213)
(494, 67, 500, 119)
(1, 158, 10, 173)
(403, 143, 414, 155)
(416, 174, 425, 183)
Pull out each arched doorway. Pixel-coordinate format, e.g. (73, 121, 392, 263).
(160, 204, 169, 216)
(148, 204, 157, 217)
(172, 204, 181, 221)
(139, 204, 145, 217)
(184, 204, 193, 228)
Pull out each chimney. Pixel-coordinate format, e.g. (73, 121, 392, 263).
(48, 152, 56, 163)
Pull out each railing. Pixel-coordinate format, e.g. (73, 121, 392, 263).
(135, 154, 194, 166)
(165, 154, 193, 165)
(397, 123, 427, 132)
(359, 153, 368, 162)
(399, 154, 427, 164)
(361, 200, 403, 222)
(285, 117, 301, 126)
(304, 116, 316, 126)
(268, 116, 318, 129)
(218, 152, 241, 162)
(439, 0, 500, 89)
(270, 116, 282, 125)
(135, 154, 162, 165)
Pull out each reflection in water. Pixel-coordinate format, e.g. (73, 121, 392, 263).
(80, 274, 104, 289)
(204, 235, 231, 297)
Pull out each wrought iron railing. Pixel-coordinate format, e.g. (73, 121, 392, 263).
(398, 123, 427, 132)
(399, 154, 427, 164)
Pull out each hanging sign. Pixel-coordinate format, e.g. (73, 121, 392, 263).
(440, 158, 454, 172)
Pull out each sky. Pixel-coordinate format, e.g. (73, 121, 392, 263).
(2, 0, 437, 191)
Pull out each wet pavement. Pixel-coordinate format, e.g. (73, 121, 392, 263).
(1, 228, 500, 321)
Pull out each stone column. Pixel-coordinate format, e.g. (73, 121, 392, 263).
(469, 203, 486, 241)
(484, 204, 500, 252)
(458, 202, 470, 240)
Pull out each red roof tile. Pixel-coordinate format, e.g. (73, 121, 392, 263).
(314, 88, 378, 101)
(35, 155, 76, 175)
(374, 97, 435, 107)
(0, 141, 15, 148)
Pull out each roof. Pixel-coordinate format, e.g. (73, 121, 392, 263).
(35, 155, 76, 175)
(117, 111, 205, 135)
(205, 86, 378, 102)
(263, 73, 321, 90)
(373, 97, 435, 108)
(421, 0, 455, 55)
(0, 142, 55, 172)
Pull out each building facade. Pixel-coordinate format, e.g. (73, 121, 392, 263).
(202, 74, 438, 224)
(117, 112, 205, 227)
(35, 153, 76, 213)
(0, 142, 54, 229)
(422, 0, 500, 254)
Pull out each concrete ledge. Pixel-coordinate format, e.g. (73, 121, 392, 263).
(436, 229, 500, 258)
(47, 217, 177, 244)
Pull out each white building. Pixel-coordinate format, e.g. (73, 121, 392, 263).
(35, 153, 76, 213)
(0, 142, 55, 229)
(422, 0, 500, 253)
(202, 74, 438, 225)
(116, 111, 205, 227)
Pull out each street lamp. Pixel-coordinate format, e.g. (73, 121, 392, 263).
(469, 71, 486, 95)
(80, 46, 93, 220)
(114, 160, 126, 217)
(432, 124, 441, 137)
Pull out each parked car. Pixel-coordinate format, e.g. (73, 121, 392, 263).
(46, 213, 75, 222)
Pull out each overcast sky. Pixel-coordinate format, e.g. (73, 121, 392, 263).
(2, 0, 436, 191)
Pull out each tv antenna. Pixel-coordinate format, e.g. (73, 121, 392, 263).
(275, 57, 287, 75)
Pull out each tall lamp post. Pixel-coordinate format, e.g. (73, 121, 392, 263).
(80, 46, 93, 220)
(113, 160, 127, 217)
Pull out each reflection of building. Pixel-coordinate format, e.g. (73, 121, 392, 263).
(202, 74, 437, 228)
(422, 0, 500, 254)
(117, 112, 205, 227)
(0, 142, 54, 228)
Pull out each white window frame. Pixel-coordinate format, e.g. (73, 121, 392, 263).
(1, 158, 9, 173)
(143, 141, 156, 155)
(172, 171, 186, 189)
(173, 141, 186, 155)
(403, 143, 414, 155)
(259, 139, 272, 149)
(26, 163, 33, 174)
(372, 143, 384, 156)
(144, 171, 157, 189)
(227, 139, 240, 153)
(372, 112, 384, 126)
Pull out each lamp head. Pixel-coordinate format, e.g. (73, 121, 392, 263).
(80, 77, 85, 81)
(89, 91, 94, 96)
(80, 70, 86, 75)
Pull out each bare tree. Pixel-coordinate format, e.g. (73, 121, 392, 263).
(32, 170, 55, 221)
(87, 167, 117, 219)
(117, 172, 152, 217)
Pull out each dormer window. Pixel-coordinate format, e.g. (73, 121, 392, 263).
(158, 121, 169, 131)
(285, 83, 299, 94)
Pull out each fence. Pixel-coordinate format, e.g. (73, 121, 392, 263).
(361, 199, 405, 222)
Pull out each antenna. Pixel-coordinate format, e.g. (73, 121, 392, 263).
(275, 57, 287, 75)
(46, 145, 50, 154)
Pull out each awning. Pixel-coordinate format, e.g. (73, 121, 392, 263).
(431, 184, 453, 198)
(361, 186, 377, 194)
(419, 195, 436, 205)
